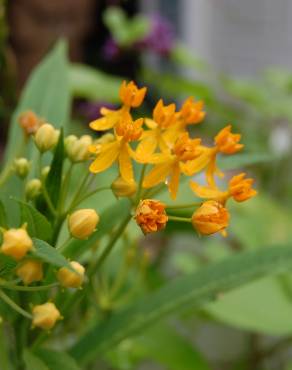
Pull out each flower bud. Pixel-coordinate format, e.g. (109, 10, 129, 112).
(57, 261, 85, 288)
(1, 227, 33, 260)
(16, 259, 43, 285)
(18, 111, 43, 135)
(68, 209, 99, 239)
(13, 158, 31, 178)
(65, 135, 92, 162)
(32, 302, 61, 330)
(134, 199, 168, 234)
(111, 177, 137, 198)
(191, 200, 230, 236)
(228, 173, 257, 202)
(215, 125, 244, 154)
(34, 123, 59, 152)
(41, 166, 50, 181)
(25, 179, 42, 200)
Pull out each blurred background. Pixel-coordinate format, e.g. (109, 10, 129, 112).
(1, 1, 292, 369)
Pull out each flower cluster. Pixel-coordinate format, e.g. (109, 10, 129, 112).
(89, 81, 257, 236)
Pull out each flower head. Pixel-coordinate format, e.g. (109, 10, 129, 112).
(119, 81, 147, 108)
(153, 99, 176, 129)
(32, 302, 61, 330)
(215, 125, 243, 154)
(18, 111, 43, 135)
(1, 226, 33, 260)
(68, 209, 99, 240)
(135, 199, 168, 234)
(191, 200, 230, 236)
(57, 261, 85, 289)
(228, 173, 257, 202)
(180, 97, 205, 125)
(16, 259, 43, 285)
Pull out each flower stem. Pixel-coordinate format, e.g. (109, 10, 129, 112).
(0, 322, 11, 370)
(0, 289, 32, 319)
(166, 202, 201, 210)
(68, 186, 110, 212)
(135, 164, 147, 205)
(168, 215, 192, 223)
(0, 282, 59, 292)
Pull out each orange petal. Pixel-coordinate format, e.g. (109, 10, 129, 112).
(119, 144, 134, 183)
(143, 162, 172, 188)
(168, 163, 180, 200)
(135, 132, 158, 162)
(189, 181, 225, 199)
(89, 141, 120, 173)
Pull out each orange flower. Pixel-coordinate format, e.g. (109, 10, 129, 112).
(142, 133, 203, 199)
(135, 199, 168, 234)
(191, 200, 229, 236)
(119, 80, 147, 107)
(89, 117, 143, 183)
(228, 173, 257, 202)
(136, 99, 179, 161)
(179, 97, 205, 125)
(215, 125, 244, 154)
(18, 111, 43, 135)
(89, 107, 131, 132)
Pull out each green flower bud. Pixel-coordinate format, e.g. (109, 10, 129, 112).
(13, 158, 31, 178)
(65, 135, 92, 163)
(34, 123, 59, 152)
(25, 179, 42, 200)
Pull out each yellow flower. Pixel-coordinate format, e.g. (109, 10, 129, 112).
(191, 200, 230, 236)
(135, 99, 177, 161)
(135, 199, 168, 234)
(143, 133, 202, 199)
(16, 259, 43, 285)
(57, 261, 85, 288)
(32, 302, 61, 330)
(179, 97, 205, 126)
(89, 117, 143, 183)
(215, 125, 244, 154)
(228, 173, 257, 202)
(1, 226, 33, 261)
(190, 173, 257, 204)
(119, 80, 147, 107)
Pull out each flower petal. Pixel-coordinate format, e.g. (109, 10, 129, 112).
(189, 181, 225, 199)
(89, 141, 120, 173)
(135, 132, 158, 162)
(119, 144, 134, 183)
(143, 161, 172, 188)
(168, 163, 180, 200)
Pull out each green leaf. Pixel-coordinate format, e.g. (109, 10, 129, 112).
(45, 129, 64, 207)
(218, 152, 275, 171)
(69, 64, 122, 103)
(23, 349, 49, 370)
(34, 349, 80, 370)
(0, 255, 17, 277)
(0, 200, 7, 228)
(32, 238, 71, 269)
(4, 39, 70, 164)
(14, 199, 52, 241)
(64, 199, 131, 259)
(133, 323, 210, 370)
(70, 245, 292, 365)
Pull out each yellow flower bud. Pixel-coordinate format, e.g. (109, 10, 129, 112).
(1, 227, 33, 260)
(111, 177, 137, 198)
(191, 200, 230, 236)
(65, 135, 92, 162)
(57, 261, 85, 288)
(41, 166, 50, 180)
(13, 158, 31, 178)
(32, 302, 61, 330)
(25, 179, 42, 200)
(16, 259, 43, 285)
(34, 123, 59, 152)
(68, 209, 99, 239)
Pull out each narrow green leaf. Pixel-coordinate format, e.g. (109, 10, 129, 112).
(34, 349, 80, 370)
(45, 129, 64, 207)
(14, 199, 52, 241)
(0, 200, 7, 228)
(70, 245, 292, 365)
(4, 39, 70, 164)
(32, 238, 71, 269)
(23, 349, 49, 370)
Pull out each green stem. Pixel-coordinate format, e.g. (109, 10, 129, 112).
(166, 202, 201, 210)
(135, 164, 147, 205)
(0, 282, 59, 292)
(0, 289, 32, 319)
(90, 213, 132, 273)
(168, 215, 192, 223)
(68, 186, 110, 212)
(59, 162, 74, 213)
(0, 322, 11, 370)
(69, 171, 91, 209)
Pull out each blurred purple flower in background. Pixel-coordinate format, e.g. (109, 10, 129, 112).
(78, 101, 116, 122)
(137, 14, 175, 56)
(102, 38, 120, 61)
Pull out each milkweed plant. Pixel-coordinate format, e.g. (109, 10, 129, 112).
(0, 74, 259, 369)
